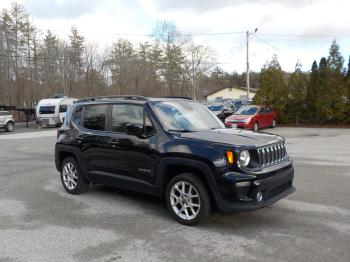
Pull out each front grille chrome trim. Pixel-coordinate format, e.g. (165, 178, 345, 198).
(257, 142, 287, 167)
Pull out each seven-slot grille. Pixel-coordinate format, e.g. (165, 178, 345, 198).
(257, 142, 287, 167)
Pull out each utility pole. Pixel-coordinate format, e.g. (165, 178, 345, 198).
(246, 28, 258, 101)
(246, 31, 250, 100)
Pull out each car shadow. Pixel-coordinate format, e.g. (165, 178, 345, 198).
(87, 184, 288, 229)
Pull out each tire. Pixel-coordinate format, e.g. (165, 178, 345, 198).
(253, 122, 259, 132)
(60, 157, 89, 194)
(272, 119, 276, 128)
(166, 173, 211, 226)
(5, 122, 14, 132)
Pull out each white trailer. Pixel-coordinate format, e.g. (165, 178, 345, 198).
(36, 96, 77, 127)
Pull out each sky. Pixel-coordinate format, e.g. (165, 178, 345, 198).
(1, 0, 350, 73)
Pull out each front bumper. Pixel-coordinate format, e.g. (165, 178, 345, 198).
(215, 165, 295, 213)
(225, 122, 253, 130)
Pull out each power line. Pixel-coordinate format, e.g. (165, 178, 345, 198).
(35, 28, 246, 37)
(256, 33, 350, 38)
(0, 53, 236, 65)
(252, 35, 279, 51)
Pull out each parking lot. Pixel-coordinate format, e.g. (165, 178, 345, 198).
(1, 125, 350, 262)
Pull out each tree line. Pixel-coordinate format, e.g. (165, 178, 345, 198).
(253, 40, 350, 124)
(0, 2, 216, 109)
(1, 2, 349, 125)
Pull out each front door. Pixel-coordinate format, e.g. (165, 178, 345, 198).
(104, 103, 158, 187)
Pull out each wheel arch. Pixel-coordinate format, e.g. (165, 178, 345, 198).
(156, 157, 220, 204)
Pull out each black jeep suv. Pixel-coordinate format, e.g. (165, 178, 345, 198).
(55, 96, 295, 225)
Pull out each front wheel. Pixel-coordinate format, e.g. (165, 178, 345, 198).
(166, 173, 211, 226)
(5, 122, 14, 132)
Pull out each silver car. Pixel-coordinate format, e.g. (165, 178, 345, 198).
(0, 111, 15, 132)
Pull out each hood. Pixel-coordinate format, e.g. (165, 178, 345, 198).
(179, 128, 283, 147)
(227, 114, 254, 120)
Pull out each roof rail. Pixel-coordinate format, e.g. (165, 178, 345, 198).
(75, 95, 149, 103)
(160, 96, 193, 100)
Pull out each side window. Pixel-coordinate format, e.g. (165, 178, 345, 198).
(260, 107, 266, 114)
(111, 104, 143, 133)
(59, 105, 67, 113)
(83, 104, 107, 131)
(73, 106, 82, 125)
(145, 112, 155, 134)
(266, 107, 272, 113)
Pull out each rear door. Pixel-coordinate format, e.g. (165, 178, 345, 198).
(79, 104, 110, 174)
(258, 107, 267, 128)
(265, 107, 274, 126)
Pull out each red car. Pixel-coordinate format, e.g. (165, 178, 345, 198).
(225, 105, 277, 131)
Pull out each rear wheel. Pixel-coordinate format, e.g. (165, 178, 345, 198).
(272, 119, 276, 128)
(60, 157, 89, 194)
(5, 122, 14, 132)
(253, 122, 259, 132)
(166, 173, 211, 226)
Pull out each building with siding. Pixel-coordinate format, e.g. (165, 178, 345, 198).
(206, 86, 256, 101)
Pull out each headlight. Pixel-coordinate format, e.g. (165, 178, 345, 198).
(243, 118, 251, 123)
(239, 150, 250, 167)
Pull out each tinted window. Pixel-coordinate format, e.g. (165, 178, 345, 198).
(39, 106, 55, 114)
(112, 104, 143, 133)
(83, 105, 107, 131)
(59, 105, 67, 113)
(73, 106, 82, 125)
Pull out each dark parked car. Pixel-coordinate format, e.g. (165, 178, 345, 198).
(55, 96, 294, 225)
(206, 102, 235, 122)
(225, 105, 277, 132)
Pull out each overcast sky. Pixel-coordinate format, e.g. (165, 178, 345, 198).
(1, 0, 350, 73)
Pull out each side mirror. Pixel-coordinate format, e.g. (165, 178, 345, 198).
(126, 123, 144, 136)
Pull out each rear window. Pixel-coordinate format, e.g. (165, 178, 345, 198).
(207, 105, 223, 111)
(0, 111, 11, 116)
(39, 106, 55, 114)
(83, 104, 107, 131)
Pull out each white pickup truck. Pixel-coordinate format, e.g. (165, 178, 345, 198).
(0, 111, 15, 132)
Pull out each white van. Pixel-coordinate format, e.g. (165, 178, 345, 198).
(36, 96, 77, 127)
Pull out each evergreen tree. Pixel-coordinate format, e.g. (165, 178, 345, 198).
(254, 55, 288, 122)
(306, 61, 318, 123)
(327, 40, 346, 123)
(287, 61, 308, 123)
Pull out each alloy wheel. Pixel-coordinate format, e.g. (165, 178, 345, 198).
(62, 162, 78, 190)
(170, 181, 201, 220)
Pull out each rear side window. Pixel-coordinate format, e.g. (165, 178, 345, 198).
(0, 111, 11, 116)
(59, 105, 67, 113)
(111, 104, 143, 133)
(39, 106, 55, 114)
(73, 106, 82, 125)
(83, 104, 107, 131)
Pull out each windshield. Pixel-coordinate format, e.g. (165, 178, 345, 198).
(207, 104, 223, 111)
(152, 100, 225, 132)
(235, 106, 258, 115)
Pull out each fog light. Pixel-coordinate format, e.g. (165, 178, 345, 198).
(256, 191, 263, 202)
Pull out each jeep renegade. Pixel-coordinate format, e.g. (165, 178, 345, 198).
(55, 96, 295, 225)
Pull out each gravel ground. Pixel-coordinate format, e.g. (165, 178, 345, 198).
(0, 127, 349, 262)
